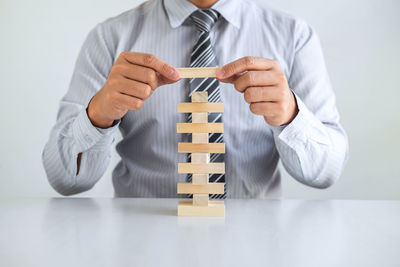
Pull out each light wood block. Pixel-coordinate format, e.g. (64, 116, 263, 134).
(191, 153, 209, 164)
(177, 183, 224, 194)
(177, 67, 220, 78)
(190, 91, 210, 203)
(193, 194, 209, 206)
(191, 114, 208, 143)
(191, 141, 209, 185)
(176, 90, 225, 217)
(178, 200, 225, 216)
(176, 123, 224, 133)
(192, 174, 208, 184)
(178, 143, 225, 154)
(190, 91, 210, 144)
(192, 112, 208, 123)
(191, 91, 208, 102)
(191, 145, 209, 186)
(178, 163, 225, 174)
(192, 114, 209, 143)
(192, 133, 208, 143)
(191, 155, 209, 188)
(178, 103, 224, 113)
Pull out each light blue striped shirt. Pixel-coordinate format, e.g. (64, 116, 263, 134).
(42, 0, 348, 198)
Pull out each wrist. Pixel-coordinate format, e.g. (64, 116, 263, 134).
(87, 97, 114, 129)
(281, 91, 299, 126)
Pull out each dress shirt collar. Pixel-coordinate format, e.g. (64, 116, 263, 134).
(163, 0, 242, 29)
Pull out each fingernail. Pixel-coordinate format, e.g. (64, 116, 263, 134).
(171, 69, 180, 80)
(216, 69, 225, 78)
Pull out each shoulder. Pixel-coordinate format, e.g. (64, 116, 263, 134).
(83, 0, 160, 53)
(241, 0, 312, 38)
(241, 0, 316, 53)
(242, 1, 306, 25)
(97, 0, 157, 30)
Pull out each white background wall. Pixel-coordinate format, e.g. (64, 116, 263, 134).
(0, 0, 399, 199)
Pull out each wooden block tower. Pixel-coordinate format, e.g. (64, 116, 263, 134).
(176, 91, 226, 217)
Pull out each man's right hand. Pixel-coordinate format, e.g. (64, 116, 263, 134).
(87, 52, 180, 128)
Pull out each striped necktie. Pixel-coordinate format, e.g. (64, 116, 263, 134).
(187, 9, 226, 199)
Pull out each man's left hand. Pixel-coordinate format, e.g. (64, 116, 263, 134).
(216, 56, 298, 126)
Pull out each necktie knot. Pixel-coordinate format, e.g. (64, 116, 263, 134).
(190, 9, 220, 33)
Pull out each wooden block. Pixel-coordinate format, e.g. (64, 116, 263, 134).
(191, 154, 209, 183)
(192, 133, 208, 143)
(191, 121, 208, 143)
(192, 174, 208, 184)
(178, 200, 225, 217)
(190, 92, 210, 144)
(191, 91, 208, 102)
(191, 154, 209, 185)
(192, 114, 209, 143)
(177, 67, 219, 78)
(178, 143, 225, 154)
(192, 113, 208, 143)
(177, 103, 224, 113)
(177, 183, 225, 194)
(176, 86, 226, 217)
(191, 153, 209, 164)
(191, 146, 209, 185)
(176, 123, 224, 133)
(190, 91, 209, 187)
(193, 194, 209, 206)
(178, 163, 225, 174)
(192, 113, 208, 123)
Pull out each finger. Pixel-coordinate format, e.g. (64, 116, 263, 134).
(115, 93, 144, 111)
(156, 72, 180, 86)
(118, 64, 159, 90)
(216, 56, 278, 80)
(218, 73, 242, 84)
(120, 52, 180, 81)
(249, 102, 282, 117)
(244, 86, 282, 104)
(119, 60, 179, 88)
(117, 78, 152, 100)
(234, 71, 283, 92)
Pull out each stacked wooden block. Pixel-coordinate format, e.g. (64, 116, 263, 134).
(176, 91, 225, 217)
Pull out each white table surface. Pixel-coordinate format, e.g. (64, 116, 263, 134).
(0, 198, 399, 267)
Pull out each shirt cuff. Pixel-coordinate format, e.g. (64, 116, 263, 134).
(72, 109, 119, 151)
(270, 92, 330, 150)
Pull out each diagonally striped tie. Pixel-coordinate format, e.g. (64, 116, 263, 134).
(186, 9, 226, 199)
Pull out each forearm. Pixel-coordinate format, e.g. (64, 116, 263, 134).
(272, 97, 348, 188)
(42, 108, 117, 196)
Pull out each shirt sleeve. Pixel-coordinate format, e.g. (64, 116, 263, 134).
(271, 20, 349, 189)
(42, 22, 118, 196)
